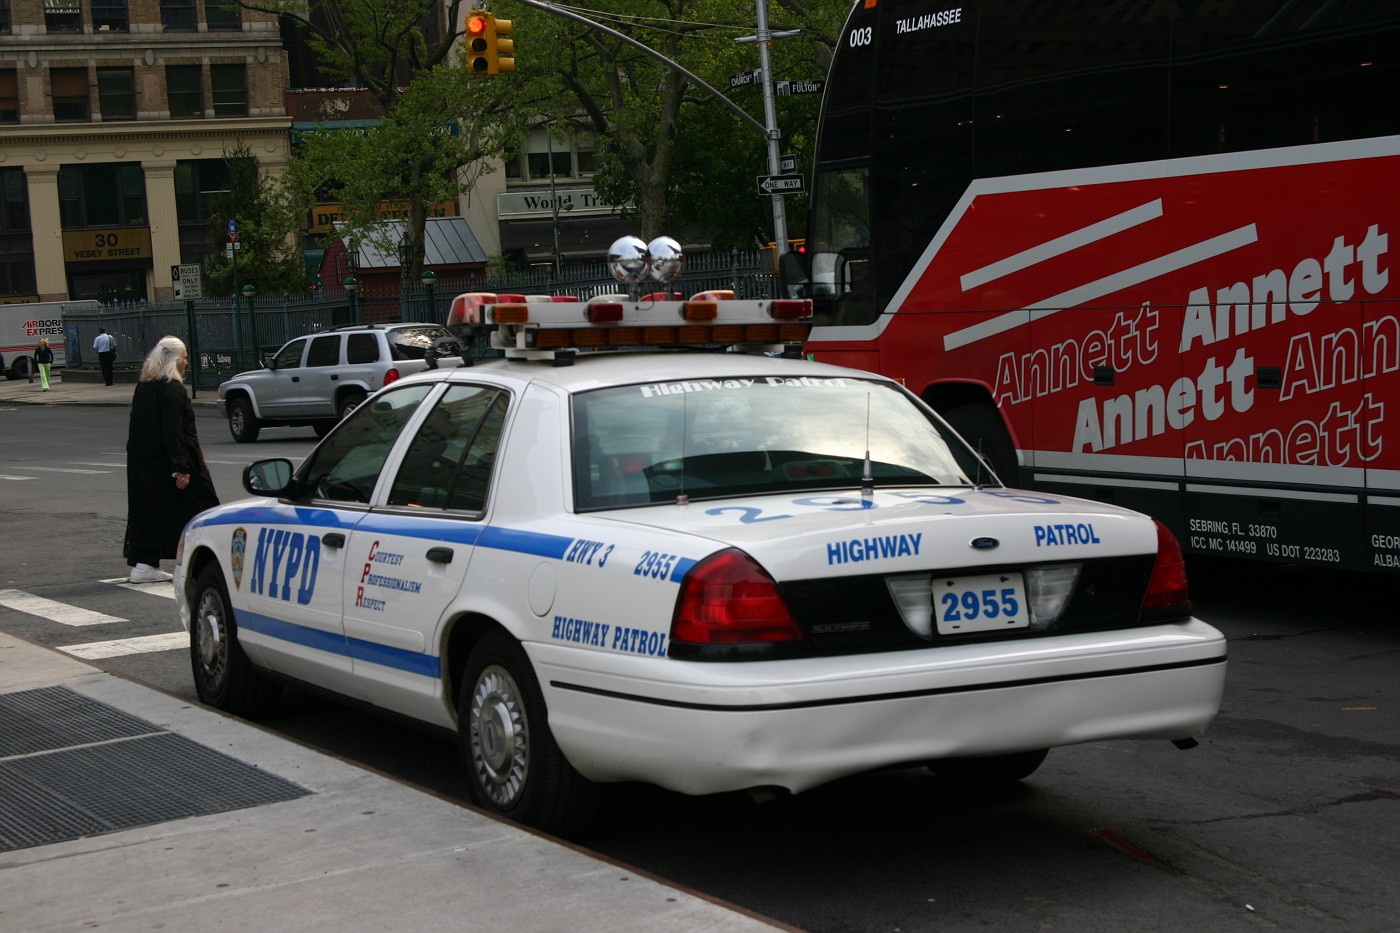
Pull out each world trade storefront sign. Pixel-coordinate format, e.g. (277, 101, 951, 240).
(496, 188, 630, 220)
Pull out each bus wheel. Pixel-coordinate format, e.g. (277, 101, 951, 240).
(942, 402, 1018, 485)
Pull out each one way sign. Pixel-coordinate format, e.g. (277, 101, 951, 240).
(757, 173, 805, 196)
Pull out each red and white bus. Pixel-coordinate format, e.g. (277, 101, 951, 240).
(789, 0, 1400, 572)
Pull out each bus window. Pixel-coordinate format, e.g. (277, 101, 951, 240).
(809, 166, 875, 327)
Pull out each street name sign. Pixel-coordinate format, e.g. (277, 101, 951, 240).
(776, 79, 826, 96)
(729, 68, 762, 88)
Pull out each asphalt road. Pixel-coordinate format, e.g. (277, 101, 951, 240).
(3, 402, 1398, 932)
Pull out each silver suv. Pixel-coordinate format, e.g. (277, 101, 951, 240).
(217, 322, 459, 442)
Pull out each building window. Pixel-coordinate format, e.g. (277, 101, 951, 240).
(0, 257, 36, 297)
(0, 70, 17, 123)
(210, 64, 247, 116)
(175, 159, 231, 222)
(51, 68, 90, 122)
(44, 0, 81, 31)
(160, 0, 196, 31)
(91, 0, 128, 32)
(509, 127, 599, 182)
(98, 67, 136, 121)
(58, 163, 147, 228)
(1, 167, 29, 232)
(0, 0, 12, 33)
(204, 0, 240, 30)
(167, 65, 203, 118)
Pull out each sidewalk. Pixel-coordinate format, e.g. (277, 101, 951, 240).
(0, 371, 219, 408)
(0, 631, 790, 932)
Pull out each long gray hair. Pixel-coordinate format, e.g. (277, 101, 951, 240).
(139, 336, 188, 383)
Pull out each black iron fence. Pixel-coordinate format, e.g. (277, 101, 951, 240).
(60, 250, 772, 391)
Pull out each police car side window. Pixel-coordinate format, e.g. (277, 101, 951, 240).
(300, 384, 434, 504)
(387, 385, 506, 512)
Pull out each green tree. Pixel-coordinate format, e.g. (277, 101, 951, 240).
(235, 0, 526, 277)
(496, 0, 846, 243)
(201, 143, 309, 295)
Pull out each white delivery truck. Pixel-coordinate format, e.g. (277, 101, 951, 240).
(0, 300, 101, 379)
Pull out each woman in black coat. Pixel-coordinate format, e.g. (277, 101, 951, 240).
(124, 336, 218, 583)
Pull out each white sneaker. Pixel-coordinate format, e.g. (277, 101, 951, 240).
(128, 564, 173, 584)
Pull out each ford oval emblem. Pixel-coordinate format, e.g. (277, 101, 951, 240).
(970, 536, 1000, 550)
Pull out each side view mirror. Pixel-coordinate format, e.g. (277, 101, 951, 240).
(243, 458, 294, 496)
(778, 249, 810, 299)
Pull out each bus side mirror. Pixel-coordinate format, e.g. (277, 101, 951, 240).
(778, 249, 810, 299)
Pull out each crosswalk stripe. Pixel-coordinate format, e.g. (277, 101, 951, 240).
(60, 631, 189, 659)
(0, 589, 124, 626)
(100, 577, 176, 600)
(8, 466, 111, 475)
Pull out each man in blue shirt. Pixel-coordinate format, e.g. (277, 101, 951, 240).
(93, 328, 117, 385)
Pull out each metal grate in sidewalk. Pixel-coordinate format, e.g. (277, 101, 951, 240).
(0, 686, 311, 851)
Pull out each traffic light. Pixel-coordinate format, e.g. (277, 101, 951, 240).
(492, 16, 514, 74)
(465, 9, 515, 75)
(466, 11, 491, 74)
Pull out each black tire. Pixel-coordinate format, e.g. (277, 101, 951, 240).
(190, 562, 282, 718)
(928, 748, 1049, 785)
(941, 402, 1019, 486)
(458, 629, 601, 836)
(228, 396, 261, 443)
(11, 356, 30, 380)
(337, 390, 366, 422)
(313, 420, 334, 438)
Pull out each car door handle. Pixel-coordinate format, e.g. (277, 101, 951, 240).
(426, 546, 453, 564)
(322, 533, 346, 548)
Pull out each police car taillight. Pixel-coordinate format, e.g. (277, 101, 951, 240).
(1140, 520, 1192, 622)
(671, 549, 804, 646)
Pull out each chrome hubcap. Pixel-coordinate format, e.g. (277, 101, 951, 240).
(469, 665, 528, 807)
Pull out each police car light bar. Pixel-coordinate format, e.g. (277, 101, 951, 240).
(483, 295, 813, 360)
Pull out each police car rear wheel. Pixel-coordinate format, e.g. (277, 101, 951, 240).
(458, 629, 600, 835)
(928, 748, 1049, 785)
(190, 563, 281, 717)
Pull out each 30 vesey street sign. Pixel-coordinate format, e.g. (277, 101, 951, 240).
(757, 173, 805, 195)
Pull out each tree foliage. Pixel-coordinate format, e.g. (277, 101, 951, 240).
(235, 0, 527, 277)
(495, 0, 848, 245)
(201, 143, 309, 296)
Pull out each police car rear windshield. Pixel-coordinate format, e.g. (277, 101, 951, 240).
(571, 375, 981, 511)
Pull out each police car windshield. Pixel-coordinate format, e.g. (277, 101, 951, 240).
(571, 375, 978, 511)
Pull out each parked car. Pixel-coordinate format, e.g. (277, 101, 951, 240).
(216, 322, 459, 442)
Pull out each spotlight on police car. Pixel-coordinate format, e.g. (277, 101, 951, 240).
(607, 236, 650, 285)
(646, 236, 685, 284)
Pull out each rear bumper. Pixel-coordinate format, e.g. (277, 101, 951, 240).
(534, 619, 1227, 795)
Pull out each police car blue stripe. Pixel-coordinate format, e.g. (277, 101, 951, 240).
(236, 609, 441, 679)
(354, 513, 487, 546)
(478, 525, 574, 559)
(193, 506, 357, 531)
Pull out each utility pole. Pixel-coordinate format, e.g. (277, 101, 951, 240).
(755, 1, 788, 254)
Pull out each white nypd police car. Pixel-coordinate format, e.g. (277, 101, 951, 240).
(175, 284, 1226, 835)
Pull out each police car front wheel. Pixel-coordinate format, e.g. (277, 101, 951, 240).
(457, 629, 601, 836)
(190, 563, 282, 717)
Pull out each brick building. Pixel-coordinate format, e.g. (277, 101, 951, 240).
(0, 0, 290, 302)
